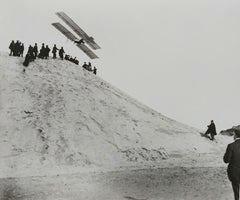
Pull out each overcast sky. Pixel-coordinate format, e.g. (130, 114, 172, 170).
(0, 0, 240, 131)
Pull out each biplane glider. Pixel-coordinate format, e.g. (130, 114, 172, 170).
(52, 12, 100, 59)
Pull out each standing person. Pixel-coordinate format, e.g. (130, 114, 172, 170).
(224, 128, 240, 200)
(9, 40, 15, 56)
(27, 45, 34, 61)
(52, 44, 58, 59)
(19, 43, 24, 57)
(38, 43, 45, 59)
(59, 47, 65, 60)
(13, 40, 20, 56)
(44, 45, 50, 59)
(204, 120, 217, 140)
(33, 43, 38, 59)
(93, 66, 97, 75)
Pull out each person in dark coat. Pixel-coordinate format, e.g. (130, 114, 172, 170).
(23, 53, 31, 67)
(52, 44, 58, 59)
(19, 43, 24, 57)
(205, 120, 217, 140)
(9, 40, 15, 56)
(33, 43, 38, 59)
(44, 45, 51, 59)
(27, 45, 33, 53)
(13, 40, 21, 56)
(93, 66, 97, 75)
(27, 45, 34, 62)
(224, 128, 240, 200)
(38, 43, 45, 59)
(59, 47, 65, 60)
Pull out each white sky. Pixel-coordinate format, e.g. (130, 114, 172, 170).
(0, 0, 240, 131)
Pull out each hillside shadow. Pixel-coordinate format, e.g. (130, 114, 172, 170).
(0, 178, 24, 200)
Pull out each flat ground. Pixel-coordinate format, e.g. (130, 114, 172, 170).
(0, 167, 233, 200)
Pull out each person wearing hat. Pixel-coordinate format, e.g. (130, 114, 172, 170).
(9, 40, 15, 56)
(59, 47, 65, 60)
(204, 120, 217, 140)
(93, 66, 97, 75)
(52, 44, 58, 59)
(224, 128, 240, 200)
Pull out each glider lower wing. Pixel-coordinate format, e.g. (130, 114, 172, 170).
(76, 44, 99, 59)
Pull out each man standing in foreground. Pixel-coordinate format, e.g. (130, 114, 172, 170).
(224, 128, 240, 200)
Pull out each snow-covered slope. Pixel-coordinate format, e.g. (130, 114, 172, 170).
(0, 52, 230, 178)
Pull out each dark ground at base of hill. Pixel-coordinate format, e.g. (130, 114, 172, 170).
(0, 167, 233, 200)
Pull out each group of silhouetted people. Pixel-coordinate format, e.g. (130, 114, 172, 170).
(9, 40, 98, 74)
(65, 55, 79, 65)
(37, 43, 51, 59)
(52, 44, 65, 60)
(9, 40, 24, 57)
(8, 41, 66, 66)
(82, 62, 97, 75)
(33, 43, 64, 60)
(21, 42, 66, 67)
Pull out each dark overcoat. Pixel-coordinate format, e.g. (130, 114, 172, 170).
(207, 123, 217, 135)
(224, 139, 240, 183)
